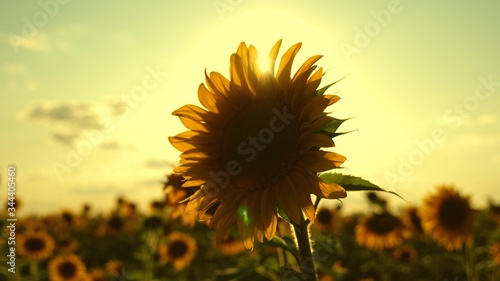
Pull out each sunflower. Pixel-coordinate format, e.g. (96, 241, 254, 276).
(490, 242, 500, 266)
(57, 236, 79, 253)
(170, 40, 347, 249)
(158, 231, 197, 271)
(164, 173, 200, 227)
(104, 260, 125, 278)
(420, 185, 475, 251)
(311, 207, 338, 234)
(392, 245, 418, 263)
(355, 212, 404, 250)
(48, 254, 87, 281)
(401, 206, 424, 237)
(18, 231, 55, 261)
(86, 269, 105, 281)
(96, 212, 135, 236)
(216, 232, 247, 256)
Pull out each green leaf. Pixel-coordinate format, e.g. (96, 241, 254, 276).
(262, 236, 299, 263)
(314, 75, 350, 96)
(319, 173, 406, 201)
(318, 117, 354, 138)
(277, 205, 294, 226)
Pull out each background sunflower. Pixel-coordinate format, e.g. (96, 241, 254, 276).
(420, 185, 475, 251)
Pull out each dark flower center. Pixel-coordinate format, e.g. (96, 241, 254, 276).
(398, 250, 412, 263)
(62, 213, 74, 225)
(25, 238, 45, 252)
(221, 98, 300, 190)
(168, 240, 188, 259)
(108, 216, 124, 230)
(143, 216, 163, 229)
(366, 213, 401, 235)
(316, 209, 333, 225)
(409, 209, 423, 233)
(438, 197, 468, 230)
(58, 262, 77, 278)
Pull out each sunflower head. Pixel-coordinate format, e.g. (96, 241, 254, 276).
(87, 268, 105, 281)
(158, 231, 197, 271)
(392, 245, 418, 264)
(170, 40, 348, 249)
(48, 254, 87, 281)
(355, 212, 404, 250)
(420, 185, 475, 251)
(215, 232, 247, 256)
(402, 206, 424, 237)
(18, 231, 55, 261)
(490, 241, 500, 266)
(311, 207, 338, 234)
(105, 259, 125, 278)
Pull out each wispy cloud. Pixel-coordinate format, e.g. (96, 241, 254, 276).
(144, 159, 169, 169)
(17, 99, 130, 147)
(6, 33, 50, 52)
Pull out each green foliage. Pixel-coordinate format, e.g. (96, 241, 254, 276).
(320, 173, 405, 200)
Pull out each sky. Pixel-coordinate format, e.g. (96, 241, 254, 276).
(1, 0, 499, 216)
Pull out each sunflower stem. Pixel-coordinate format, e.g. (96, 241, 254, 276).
(293, 212, 317, 281)
(464, 242, 478, 281)
(29, 261, 39, 281)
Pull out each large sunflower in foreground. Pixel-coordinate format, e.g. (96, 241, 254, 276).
(170, 40, 347, 249)
(420, 185, 475, 251)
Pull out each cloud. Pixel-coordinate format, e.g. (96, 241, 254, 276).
(18, 100, 120, 146)
(100, 141, 135, 150)
(144, 159, 169, 169)
(6, 33, 49, 52)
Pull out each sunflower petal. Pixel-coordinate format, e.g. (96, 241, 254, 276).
(316, 180, 347, 199)
(276, 177, 302, 224)
(324, 94, 340, 105)
(300, 133, 335, 152)
(292, 55, 322, 81)
(303, 67, 323, 96)
(277, 43, 302, 89)
(261, 186, 278, 240)
(301, 151, 346, 172)
(268, 39, 282, 75)
(300, 95, 330, 121)
(290, 171, 316, 223)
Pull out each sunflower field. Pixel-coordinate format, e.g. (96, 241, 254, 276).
(2, 40, 500, 281)
(1, 179, 500, 281)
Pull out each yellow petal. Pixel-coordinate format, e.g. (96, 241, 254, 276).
(172, 104, 221, 126)
(300, 95, 330, 122)
(300, 133, 335, 153)
(261, 186, 278, 240)
(292, 55, 322, 81)
(268, 39, 282, 75)
(316, 181, 347, 199)
(301, 151, 346, 172)
(324, 94, 340, 105)
(277, 42, 302, 90)
(198, 83, 220, 113)
(289, 171, 316, 223)
(276, 177, 301, 224)
(303, 67, 323, 96)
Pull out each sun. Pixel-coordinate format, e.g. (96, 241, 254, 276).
(257, 56, 271, 74)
